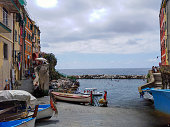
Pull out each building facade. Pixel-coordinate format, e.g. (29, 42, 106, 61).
(32, 21, 40, 61)
(160, 0, 170, 65)
(0, 0, 23, 90)
(0, 0, 41, 90)
(24, 15, 33, 69)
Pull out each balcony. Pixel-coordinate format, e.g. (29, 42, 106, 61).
(0, 8, 12, 33)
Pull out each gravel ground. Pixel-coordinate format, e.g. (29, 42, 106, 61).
(35, 96, 170, 127)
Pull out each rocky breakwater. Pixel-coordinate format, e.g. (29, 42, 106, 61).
(50, 78, 80, 93)
(71, 74, 146, 79)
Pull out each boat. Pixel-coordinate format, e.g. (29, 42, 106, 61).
(28, 97, 58, 120)
(81, 88, 103, 96)
(52, 92, 91, 103)
(0, 105, 39, 127)
(0, 100, 28, 122)
(0, 90, 37, 122)
(151, 89, 170, 114)
(0, 117, 36, 127)
(0, 90, 57, 120)
(140, 87, 154, 101)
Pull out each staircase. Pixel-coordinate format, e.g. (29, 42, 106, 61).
(153, 73, 162, 88)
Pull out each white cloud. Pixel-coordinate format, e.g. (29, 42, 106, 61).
(41, 31, 160, 54)
(27, 0, 161, 55)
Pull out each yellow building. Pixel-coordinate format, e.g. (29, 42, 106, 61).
(13, 12, 23, 81)
(0, 0, 26, 90)
(0, 2, 16, 90)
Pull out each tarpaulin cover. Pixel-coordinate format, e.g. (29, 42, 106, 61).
(0, 90, 37, 107)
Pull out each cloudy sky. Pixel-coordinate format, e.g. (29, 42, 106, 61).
(26, 0, 161, 69)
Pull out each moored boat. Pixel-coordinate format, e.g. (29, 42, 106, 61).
(151, 89, 170, 114)
(52, 92, 91, 103)
(0, 90, 57, 121)
(0, 105, 39, 127)
(0, 117, 36, 127)
(29, 97, 58, 120)
(81, 88, 103, 96)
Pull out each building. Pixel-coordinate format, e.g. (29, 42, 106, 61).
(160, 0, 170, 65)
(0, 0, 26, 90)
(0, 0, 41, 90)
(32, 21, 40, 61)
(24, 14, 33, 69)
(13, 11, 25, 81)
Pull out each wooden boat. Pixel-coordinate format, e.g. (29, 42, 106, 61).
(0, 100, 28, 122)
(0, 117, 36, 127)
(0, 90, 57, 121)
(52, 92, 91, 103)
(29, 97, 58, 120)
(81, 88, 103, 96)
(0, 105, 39, 127)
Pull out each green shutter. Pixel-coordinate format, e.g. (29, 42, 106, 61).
(19, 0, 27, 6)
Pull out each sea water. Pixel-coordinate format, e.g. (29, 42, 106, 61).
(57, 68, 148, 108)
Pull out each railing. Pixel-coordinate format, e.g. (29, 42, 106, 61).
(0, 7, 12, 31)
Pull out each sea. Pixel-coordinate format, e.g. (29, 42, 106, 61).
(56, 68, 170, 127)
(57, 68, 149, 108)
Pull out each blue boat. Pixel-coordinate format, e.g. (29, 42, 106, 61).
(0, 117, 36, 127)
(151, 89, 170, 114)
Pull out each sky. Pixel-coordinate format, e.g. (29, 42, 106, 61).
(26, 0, 161, 69)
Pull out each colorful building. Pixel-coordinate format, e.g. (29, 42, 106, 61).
(32, 21, 41, 61)
(0, 0, 25, 90)
(160, 0, 170, 65)
(24, 14, 33, 69)
(13, 11, 25, 81)
(0, 0, 41, 90)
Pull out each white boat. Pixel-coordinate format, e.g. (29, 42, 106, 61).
(28, 96, 58, 120)
(52, 92, 91, 103)
(81, 88, 103, 96)
(29, 103, 57, 120)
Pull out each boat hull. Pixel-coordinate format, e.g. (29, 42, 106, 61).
(52, 92, 91, 103)
(0, 117, 36, 127)
(151, 89, 170, 114)
(36, 105, 54, 119)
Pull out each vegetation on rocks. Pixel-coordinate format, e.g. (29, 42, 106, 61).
(43, 53, 64, 80)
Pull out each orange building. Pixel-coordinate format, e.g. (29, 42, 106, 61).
(24, 15, 33, 69)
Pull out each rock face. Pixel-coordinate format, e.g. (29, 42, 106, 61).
(33, 64, 49, 91)
(50, 78, 79, 93)
(71, 74, 146, 79)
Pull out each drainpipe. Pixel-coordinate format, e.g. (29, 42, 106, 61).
(13, 14, 15, 67)
(168, 1, 169, 64)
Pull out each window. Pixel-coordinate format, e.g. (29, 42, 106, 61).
(28, 21, 29, 28)
(3, 8, 8, 26)
(30, 24, 32, 30)
(15, 30, 17, 42)
(3, 43, 8, 59)
(19, 35, 20, 45)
